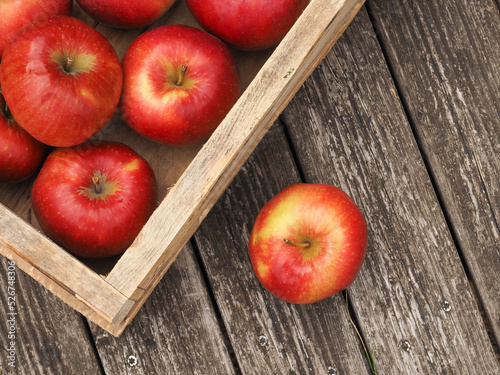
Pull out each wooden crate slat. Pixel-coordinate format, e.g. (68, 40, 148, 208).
(0, 204, 130, 324)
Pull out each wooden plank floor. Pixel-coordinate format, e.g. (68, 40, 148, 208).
(1, 0, 499, 374)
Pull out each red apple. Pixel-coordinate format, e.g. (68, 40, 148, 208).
(0, 86, 46, 183)
(31, 141, 158, 258)
(0, 16, 123, 147)
(120, 24, 240, 146)
(75, 0, 178, 29)
(186, 0, 310, 51)
(249, 183, 368, 304)
(0, 0, 72, 57)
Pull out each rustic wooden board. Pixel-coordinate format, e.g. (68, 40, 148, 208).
(282, 7, 500, 374)
(88, 242, 236, 375)
(0, 261, 102, 375)
(366, 0, 500, 347)
(193, 123, 371, 374)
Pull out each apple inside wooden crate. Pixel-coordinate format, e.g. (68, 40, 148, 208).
(0, 0, 364, 336)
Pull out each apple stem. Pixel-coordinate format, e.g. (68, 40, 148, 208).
(176, 65, 188, 86)
(283, 238, 311, 248)
(64, 56, 75, 73)
(92, 176, 102, 194)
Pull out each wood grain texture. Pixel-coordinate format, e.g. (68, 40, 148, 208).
(366, 0, 500, 345)
(193, 123, 370, 374)
(0, 259, 102, 375)
(282, 7, 500, 374)
(89, 242, 235, 375)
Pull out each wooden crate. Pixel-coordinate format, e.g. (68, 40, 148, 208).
(0, 0, 364, 336)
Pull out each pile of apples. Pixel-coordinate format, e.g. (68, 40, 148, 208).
(1, 0, 368, 304)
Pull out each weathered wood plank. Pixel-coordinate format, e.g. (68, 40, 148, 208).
(0, 258, 103, 375)
(193, 123, 371, 374)
(366, 0, 500, 345)
(89, 242, 236, 375)
(282, 7, 500, 374)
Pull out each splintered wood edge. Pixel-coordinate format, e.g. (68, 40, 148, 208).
(0, 204, 131, 329)
(105, 0, 365, 319)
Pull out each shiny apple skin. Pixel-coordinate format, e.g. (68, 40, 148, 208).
(249, 183, 368, 304)
(75, 0, 177, 29)
(0, 16, 123, 147)
(0, 0, 72, 57)
(0, 91, 46, 183)
(31, 141, 158, 258)
(120, 24, 240, 146)
(186, 0, 310, 51)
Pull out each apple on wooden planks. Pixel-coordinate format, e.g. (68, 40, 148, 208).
(0, 85, 46, 183)
(0, 16, 123, 148)
(119, 24, 241, 146)
(249, 183, 368, 304)
(0, 0, 72, 57)
(186, 0, 310, 51)
(31, 141, 158, 259)
(75, 0, 178, 29)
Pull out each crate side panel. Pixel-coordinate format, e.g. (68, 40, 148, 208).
(0, 204, 130, 322)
